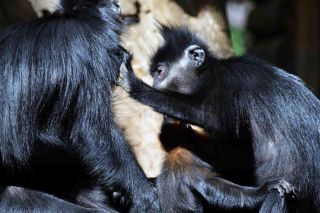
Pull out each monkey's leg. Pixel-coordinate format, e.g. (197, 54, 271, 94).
(157, 148, 293, 212)
(0, 186, 103, 212)
(107, 123, 160, 212)
(71, 111, 160, 212)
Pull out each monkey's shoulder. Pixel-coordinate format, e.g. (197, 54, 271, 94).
(217, 56, 306, 92)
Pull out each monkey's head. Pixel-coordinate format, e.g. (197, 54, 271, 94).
(150, 26, 212, 95)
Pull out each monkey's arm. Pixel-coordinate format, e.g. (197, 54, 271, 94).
(157, 148, 294, 212)
(118, 63, 216, 129)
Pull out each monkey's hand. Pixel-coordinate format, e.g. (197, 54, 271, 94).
(117, 53, 136, 93)
(260, 179, 297, 199)
(156, 147, 214, 212)
(118, 62, 131, 92)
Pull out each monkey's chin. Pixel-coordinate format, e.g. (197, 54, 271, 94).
(174, 87, 197, 96)
(163, 87, 194, 96)
(154, 81, 195, 96)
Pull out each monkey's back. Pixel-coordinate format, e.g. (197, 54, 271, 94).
(220, 56, 320, 210)
(0, 8, 122, 164)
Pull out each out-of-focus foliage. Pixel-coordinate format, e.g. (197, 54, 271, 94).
(230, 27, 246, 56)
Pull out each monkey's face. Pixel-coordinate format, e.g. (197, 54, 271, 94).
(151, 45, 207, 95)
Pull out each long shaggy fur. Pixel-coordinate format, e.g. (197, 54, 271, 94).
(119, 26, 320, 212)
(0, 1, 159, 212)
(0, 1, 121, 164)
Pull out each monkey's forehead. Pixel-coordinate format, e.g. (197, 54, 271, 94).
(151, 26, 208, 65)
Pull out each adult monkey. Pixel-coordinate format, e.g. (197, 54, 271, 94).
(0, 0, 159, 212)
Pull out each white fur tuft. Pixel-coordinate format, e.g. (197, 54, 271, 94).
(28, 0, 61, 17)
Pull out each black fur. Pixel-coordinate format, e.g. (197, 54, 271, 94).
(150, 26, 210, 72)
(0, 0, 159, 212)
(159, 119, 256, 188)
(119, 26, 320, 212)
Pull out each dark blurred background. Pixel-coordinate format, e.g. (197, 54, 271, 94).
(226, 0, 320, 96)
(1, 0, 319, 95)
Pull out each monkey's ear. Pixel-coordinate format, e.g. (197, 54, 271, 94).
(187, 45, 205, 67)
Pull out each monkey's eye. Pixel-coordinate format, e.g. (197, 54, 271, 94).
(154, 65, 166, 79)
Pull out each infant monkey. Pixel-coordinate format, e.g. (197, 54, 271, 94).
(119, 26, 320, 212)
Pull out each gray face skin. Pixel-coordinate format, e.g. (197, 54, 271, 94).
(153, 45, 207, 95)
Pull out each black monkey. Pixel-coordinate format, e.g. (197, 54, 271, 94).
(0, 0, 159, 212)
(118, 26, 320, 212)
